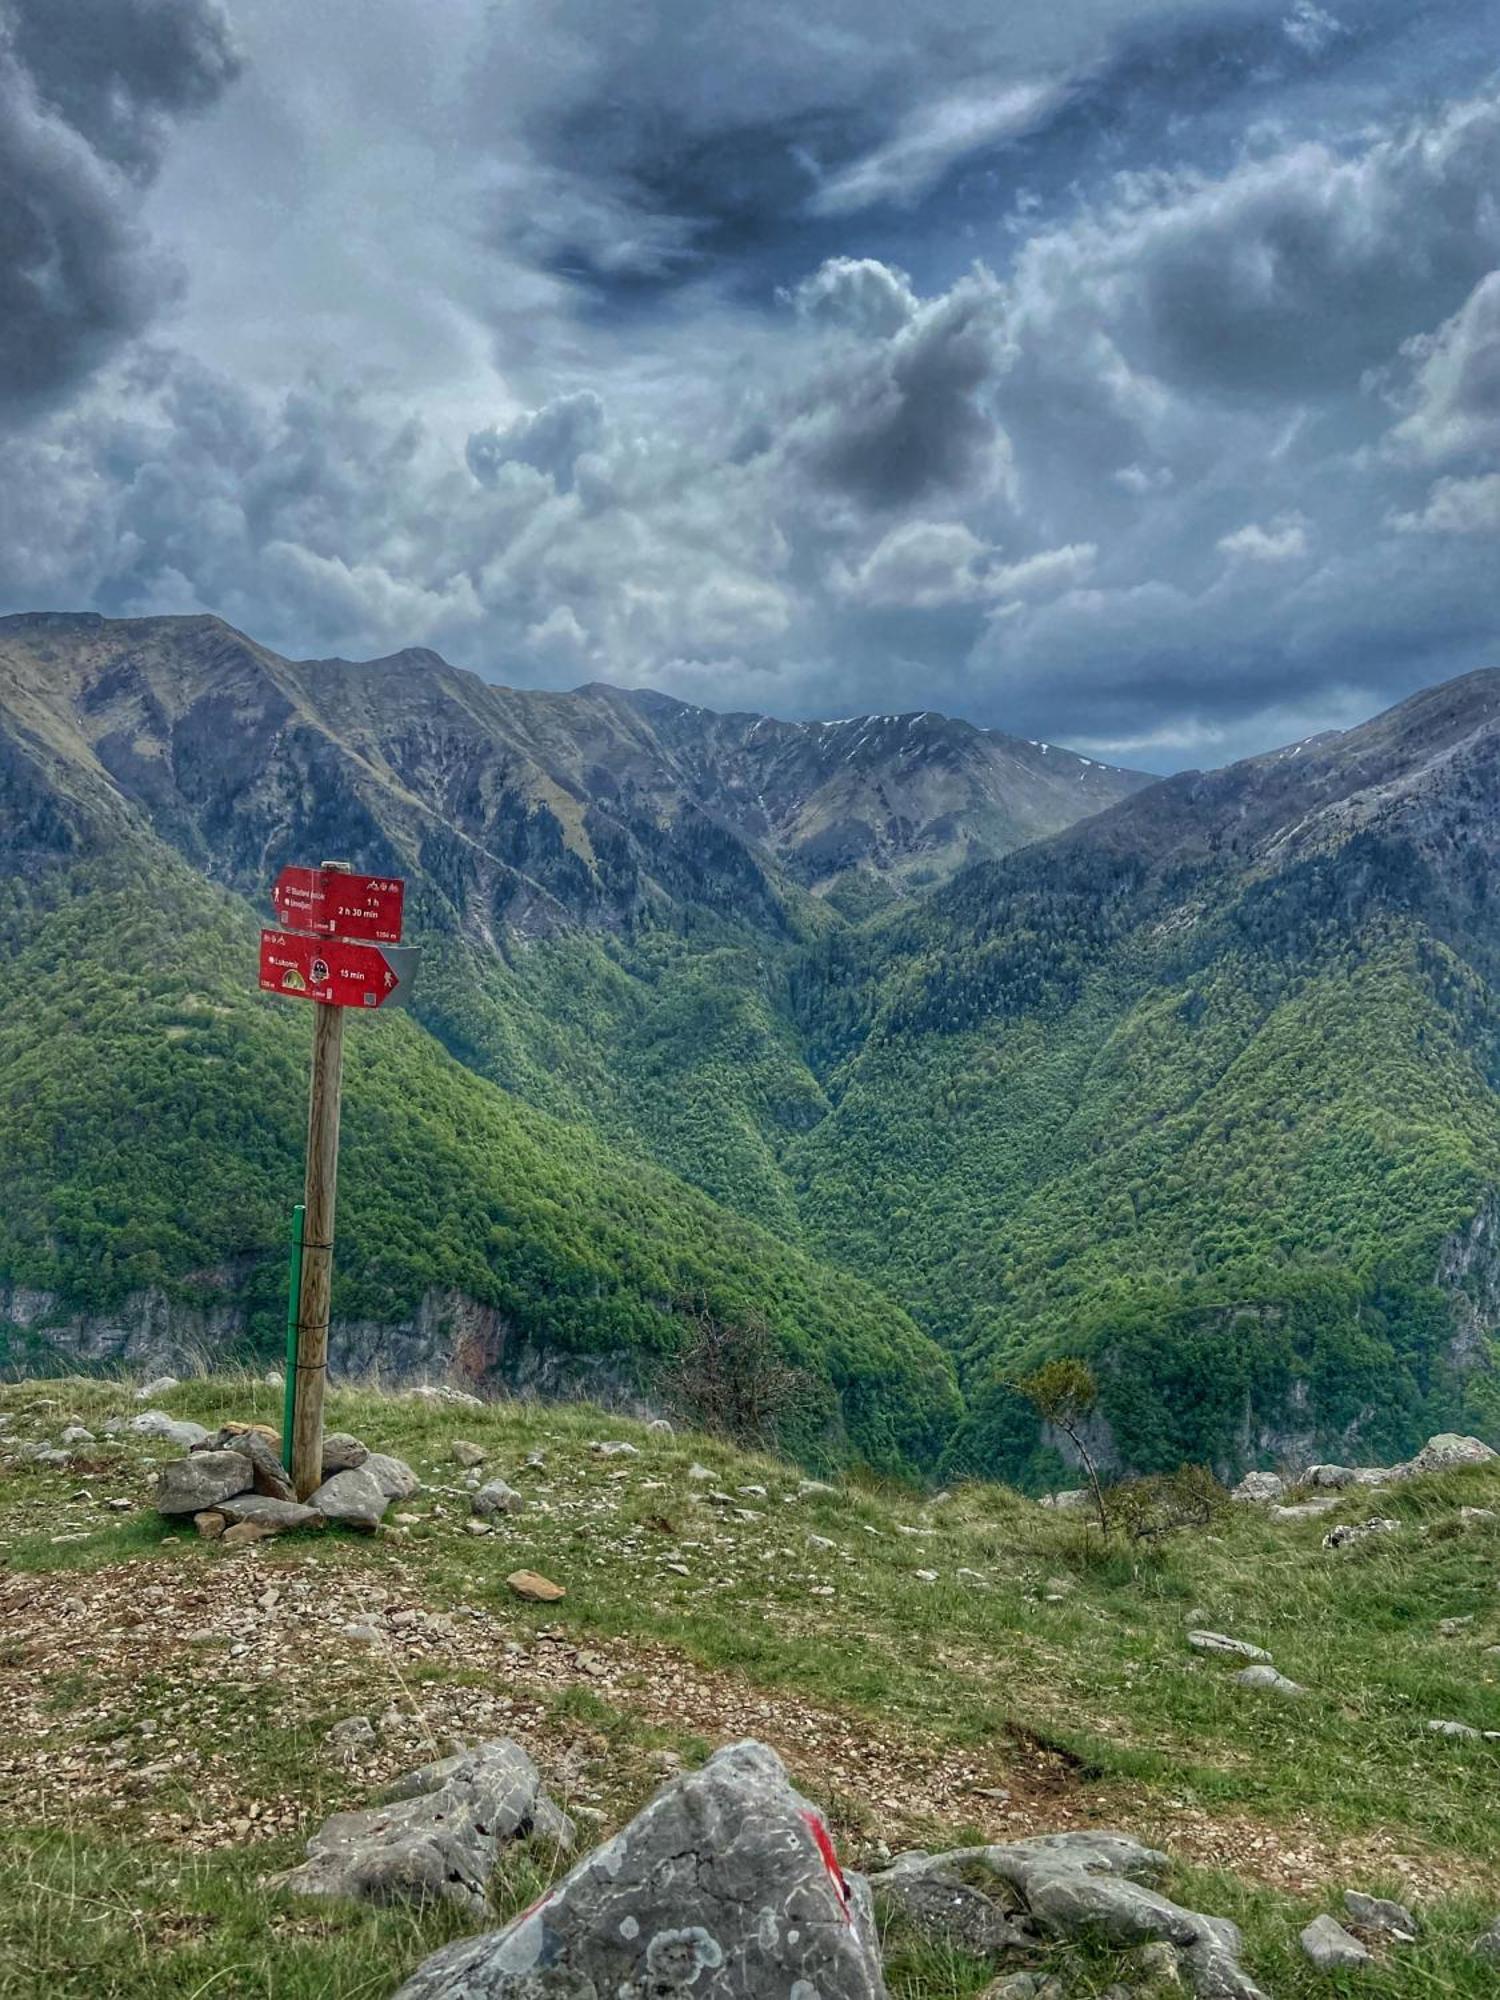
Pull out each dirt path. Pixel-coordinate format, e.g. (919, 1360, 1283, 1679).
(0, 1551, 1489, 1903)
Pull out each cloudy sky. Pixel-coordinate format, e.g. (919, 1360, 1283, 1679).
(1, 0, 1498, 769)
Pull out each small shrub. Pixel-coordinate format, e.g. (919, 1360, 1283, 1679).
(1016, 1357, 1109, 1535)
(1109, 1464, 1228, 1543)
(666, 1307, 810, 1449)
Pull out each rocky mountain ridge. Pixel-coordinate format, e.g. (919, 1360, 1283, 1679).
(0, 611, 1149, 932)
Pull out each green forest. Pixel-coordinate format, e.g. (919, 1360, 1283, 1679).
(4, 728, 1500, 1487)
(0, 855, 960, 1476)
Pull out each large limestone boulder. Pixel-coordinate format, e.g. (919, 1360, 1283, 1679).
(322, 1432, 369, 1475)
(156, 1450, 253, 1515)
(1229, 1472, 1283, 1503)
(392, 1740, 887, 2000)
(279, 1740, 570, 1918)
(310, 1465, 391, 1530)
(1395, 1434, 1497, 1479)
(218, 1494, 324, 1533)
(872, 1834, 1267, 2000)
(364, 1451, 420, 1500)
(194, 1424, 296, 1502)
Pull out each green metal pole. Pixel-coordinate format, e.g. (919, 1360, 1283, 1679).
(282, 1202, 306, 1472)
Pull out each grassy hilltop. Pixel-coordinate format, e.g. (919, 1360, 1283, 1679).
(1, 1374, 1498, 1997)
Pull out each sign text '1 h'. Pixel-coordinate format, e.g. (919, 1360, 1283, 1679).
(272, 864, 404, 944)
(258, 860, 416, 1502)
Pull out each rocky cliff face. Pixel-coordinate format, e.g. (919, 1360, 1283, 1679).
(1436, 1188, 1500, 1366)
(0, 1281, 662, 1415)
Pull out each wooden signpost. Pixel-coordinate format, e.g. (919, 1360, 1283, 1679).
(260, 862, 415, 1497)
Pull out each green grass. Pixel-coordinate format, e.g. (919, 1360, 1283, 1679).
(1, 1375, 1499, 1995)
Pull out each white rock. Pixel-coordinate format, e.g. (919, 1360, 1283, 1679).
(407, 1384, 483, 1408)
(1323, 1517, 1401, 1549)
(131, 1410, 210, 1450)
(1396, 1433, 1497, 1479)
(1234, 1664, 1304, 1697)
(1188, 1630, 1271, 1662)
(135, 1376, 179, 1401)
(1230, 1471, 1284, 1502)
(1301, 1915, 1371, 1969)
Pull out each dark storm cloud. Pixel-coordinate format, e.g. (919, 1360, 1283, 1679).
(462, 0, 1308, 304)
(0, 0, 239, 414)
(779, 270, 1011, 510)
(3, 0, 1500, 772)
(7, 0, 240, 174)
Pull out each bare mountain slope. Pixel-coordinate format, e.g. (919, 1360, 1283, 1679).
(0, 612, 1150, 928)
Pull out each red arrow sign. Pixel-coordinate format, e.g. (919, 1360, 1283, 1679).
(272, 867, 405, 944)
(259, 928, 416, 1009)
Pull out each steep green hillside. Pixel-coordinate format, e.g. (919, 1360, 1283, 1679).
(413, 928, 829, 1240)
(787, 710, 1500, 1477)
(0, 853, 959, 1475)
(6, 615, 1500, 1483)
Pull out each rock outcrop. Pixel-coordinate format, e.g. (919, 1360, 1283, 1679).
(871, 1833, 1267, 2000)
(392, 1741, 886, 2000)
(279, 1740, 572, 1918)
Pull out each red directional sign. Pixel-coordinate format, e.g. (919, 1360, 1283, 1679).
(272, 866, 405, 944)
(259, 927, 416, 1009)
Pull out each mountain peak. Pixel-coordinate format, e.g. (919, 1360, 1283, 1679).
(0, 611, 1153, 910)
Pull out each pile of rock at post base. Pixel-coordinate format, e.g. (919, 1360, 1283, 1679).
(152, 1419, 418, 1542)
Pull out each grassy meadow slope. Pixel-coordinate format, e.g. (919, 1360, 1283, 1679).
(1, 1375, 1498, 1996)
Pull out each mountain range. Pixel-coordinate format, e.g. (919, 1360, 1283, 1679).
(0, 610, 1147, 923)
(3, 609, 1498, 1483)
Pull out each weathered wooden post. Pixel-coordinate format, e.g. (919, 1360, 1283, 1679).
(291, 869, 349, 1496)
(258, 860, 414, 1497)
